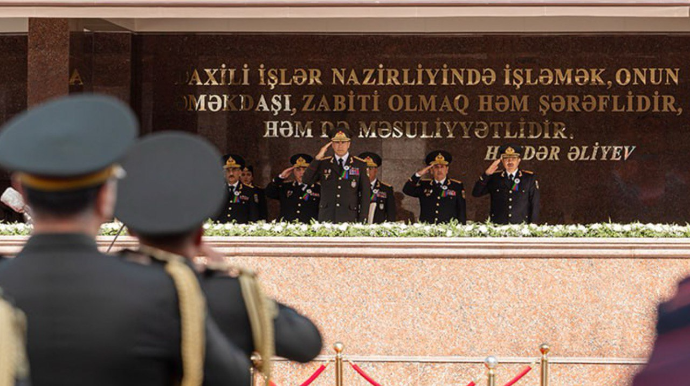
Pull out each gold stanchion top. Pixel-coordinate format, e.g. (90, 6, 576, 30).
(484, 356, 498, 369)
(540, 344, 550, 355)
(333, 342, 344, 354)
(251, 353, 262, 368)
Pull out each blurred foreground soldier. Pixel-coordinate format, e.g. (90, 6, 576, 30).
(0, 95, 249, 386)
(472, 144, 540, 224)
(240, 165, 268, 221)
(403, 151, 466, 224)
(265, 154, 320, 223)
(358, 152, 396, 223)
(302, 128, 370, 223)
(115, 132, 322, 381)
(215, 154, 259, 224)
(632, 277, 690, 386)
(0, 291, 30, 386)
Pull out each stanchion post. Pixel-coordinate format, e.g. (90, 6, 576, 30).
(334, 342, 344, 386)
(540, 343, 550, 386)
(250, 353, 261, 386)
(485, 356, 497, 386)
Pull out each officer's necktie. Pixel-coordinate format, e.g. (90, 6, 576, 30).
(338, 158, 344, 169)
(509, 174, 515, 181)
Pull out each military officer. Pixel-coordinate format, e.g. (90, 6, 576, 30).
(0, 94, 249, 386)
(402, 150, 466, 224)
(358, 152, 396, 223)
(215, 154, 260, 224)
(0, 290, 30, 386)
(302, 128, 371, 223)
(240, 165, 268, 221)
(472, 144, 540, 224)
(265, 154, 320, 223)
(114, 132, 323, 380)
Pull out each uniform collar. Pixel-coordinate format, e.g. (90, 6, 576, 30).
(434, 178, 447, 185)
(228, 181, 239, 189)
(334, 153, 349, 165)
(21, 232, 99, 254)
(371, 178, 378, 187)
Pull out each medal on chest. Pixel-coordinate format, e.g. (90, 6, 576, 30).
(511, 178, 520, 192)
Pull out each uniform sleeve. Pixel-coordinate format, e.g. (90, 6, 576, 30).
(358, 166, 371, 223)
(386, 186, 397, 222)
(264, 177, 283, 200)
(456, 182, 467, 225)
(402, 174, 423, 197)
(472, 173, 491, 197)
(529, 176, 540, 224)
(273, 303, 323, 362)
(248, 187, 260, 222)
(203, 317, 251, 386)
(257, 189, 268, 221)
(203, 276, 322, 363)
(213, 188, 229, 223)
(301, 159, 322, 186)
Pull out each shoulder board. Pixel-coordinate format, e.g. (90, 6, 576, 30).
(380, 182, 392, 188)
(321, 156, 333, 161)
(522, 170, 534, 174)
(353, 156, 366, 162)
(450, 179, 463, 184)
(204, 261, 251, 278)
(314, 182, 321, 185)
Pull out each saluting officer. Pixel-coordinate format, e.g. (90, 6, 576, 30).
(302, 128, 371, 223)
(403, 150, 466, 224)
(265, 154, 320, 223)
(115, 132, 322, 381)
(216, 154, 260, 224)
(0, 95, 249, 386)
(358, 152, 396, 223)
(240, 165, 268, 221)
(472, 144, 540, 224)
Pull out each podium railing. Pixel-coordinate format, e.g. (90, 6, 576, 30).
(251, 342, 551, 386)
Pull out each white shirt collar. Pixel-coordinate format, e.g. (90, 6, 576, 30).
(370, 178, 378, 187)
(228, 181, 239, 189)
(335, 153, 349, 164)
(434, 178, 447, 185)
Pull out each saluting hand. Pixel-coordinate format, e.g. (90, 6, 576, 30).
(315, 142, 332, 160)
(416, 164, 433, 176)
(485, 159, 502, 175)
(279, 166, 295, 179)
(193, 241, 226, 272)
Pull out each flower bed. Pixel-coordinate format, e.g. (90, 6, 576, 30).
(0, 221, 689, 238)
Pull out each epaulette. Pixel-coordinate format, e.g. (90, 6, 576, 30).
(522, 170, 534, 174)
(315, 181, 321, 185)
(353, 156, 366, 162)
(246, 184, 255, 188)
(321, 156, 333, 161)
(380, 182, 392, 188)
(450, 179, 463, 184)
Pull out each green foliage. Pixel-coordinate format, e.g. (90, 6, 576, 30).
(1, 220, 688, 238)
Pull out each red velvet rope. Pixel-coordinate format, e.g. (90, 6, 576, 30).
(265, 363, 326, 386)
(502, 365, 533, 386)
(350, 363, 382, 386)
(298, 364, 327, 386)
